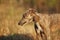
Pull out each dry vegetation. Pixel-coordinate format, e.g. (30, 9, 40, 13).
(0, 0, 60, 40)
(0, 0, 36, 40)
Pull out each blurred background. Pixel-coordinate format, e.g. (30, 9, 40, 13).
(0, 0, 60, 40)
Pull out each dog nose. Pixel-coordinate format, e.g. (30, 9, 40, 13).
(18, 22, 20, 25)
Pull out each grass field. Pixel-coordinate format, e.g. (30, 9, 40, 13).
(0, 2, 60, 40)
(0, 2, 36, 40)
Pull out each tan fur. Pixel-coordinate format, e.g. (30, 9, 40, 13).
(18, 8, 60, 40)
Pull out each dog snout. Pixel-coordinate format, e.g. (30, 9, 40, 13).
(18, 22, 20, 25)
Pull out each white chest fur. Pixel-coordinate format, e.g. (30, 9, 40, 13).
(36, 22, 43, 33)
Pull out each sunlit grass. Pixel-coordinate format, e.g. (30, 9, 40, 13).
(0, 1, 60, 40)
(0, 2, 35, 36)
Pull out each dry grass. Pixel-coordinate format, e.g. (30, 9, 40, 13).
(0, 2, 36, 40)
(0, 2, 60, 40)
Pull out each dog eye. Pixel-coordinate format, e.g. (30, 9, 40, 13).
(29, 19, 31, 21)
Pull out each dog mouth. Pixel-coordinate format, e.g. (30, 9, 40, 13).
(18, 21, 26, 26)
(21, 22, 26, 26)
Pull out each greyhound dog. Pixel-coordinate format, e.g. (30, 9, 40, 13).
(18, 8, 52, 40)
